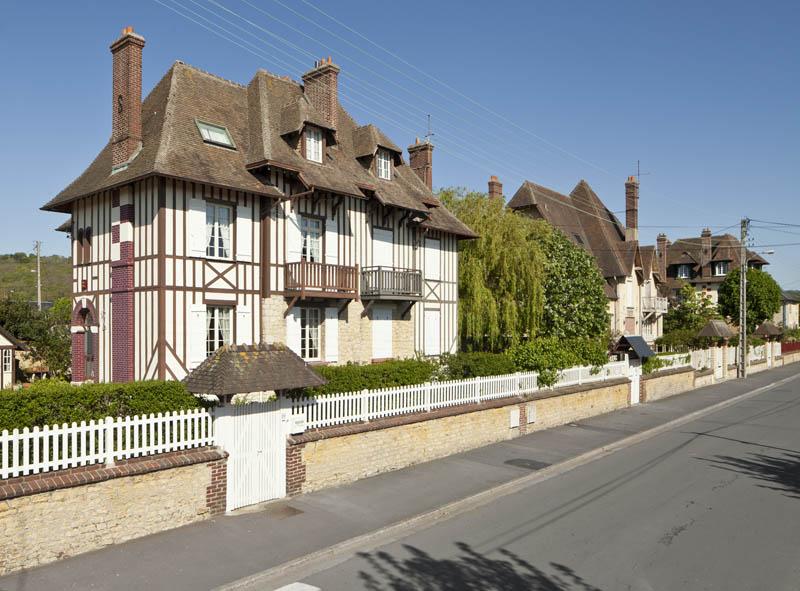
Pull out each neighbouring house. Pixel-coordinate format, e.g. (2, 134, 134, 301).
(774, 291, 800, 329)
(507, 176, 668, 342)
(42, 28, 475, 383)
(0, 327, 25, 389)
(656, 230, 768, 306)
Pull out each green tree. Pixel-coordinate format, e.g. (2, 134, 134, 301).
(439, 188, 545, 352)
(663, 284, 719, 333)
(538, 227, 609, 339)
(718, 267, 782, 330)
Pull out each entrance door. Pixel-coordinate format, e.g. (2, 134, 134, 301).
(213, 400, 287, 511)
(372, 306, 393, 359)
(424, 309, 441, 356)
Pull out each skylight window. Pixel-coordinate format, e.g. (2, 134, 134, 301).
(196, 120, 235, 149)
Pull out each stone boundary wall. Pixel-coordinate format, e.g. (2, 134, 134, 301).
(640, 367, 696, 402)
(0, 447, 227, 576)
(287, 379, 630, 495)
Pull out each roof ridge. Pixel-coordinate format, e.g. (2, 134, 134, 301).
(173, 60, 246, 89)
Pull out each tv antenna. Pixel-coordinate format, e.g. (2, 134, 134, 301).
(424, 114, 435, 144)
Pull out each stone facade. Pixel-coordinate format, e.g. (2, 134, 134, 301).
(0, 448, 226, 576)
(287, 379, 630, 495)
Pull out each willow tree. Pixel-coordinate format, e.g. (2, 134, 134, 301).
(439, 188, 545, 352)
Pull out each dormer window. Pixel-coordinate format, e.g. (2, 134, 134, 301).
(677, 264, 691, 279)
(196, 120, 235, 149)
(376, 148, 392, 180)
(304, 126, 323, 163)
(713, 261, 729, 276)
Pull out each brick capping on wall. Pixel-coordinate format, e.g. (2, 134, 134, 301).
(289, 377, 631, 445)
(0, 446, 226, 503)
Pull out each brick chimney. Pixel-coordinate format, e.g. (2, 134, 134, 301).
(657, 233, 670, 278)
(408, 138, 434, 190)
(302, 57, 340, 130)
(625, 176, 639, 241)
(488, 176, 503, 201)
(110, 27, 145, 170)
(700, 227, 712, 275)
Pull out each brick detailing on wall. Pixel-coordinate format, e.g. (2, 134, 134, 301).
(70, 299, 99, 383)
(70, 331, 85, 383)
(408, 139, 434, 190)
(111, 191, 135, 382)
(110, 27, 145, 169)
(0, 447, 226, 576)
(518, 401, 528, 435)
(286, 442, 307, 496)
(205, 458, 228, 515)
(0, 447, 225, 502)
(302, 58, 340, 130)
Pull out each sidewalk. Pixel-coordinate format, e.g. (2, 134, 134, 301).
(2, 364, 798, 591)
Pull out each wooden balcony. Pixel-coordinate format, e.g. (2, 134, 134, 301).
(361, 266, 422, 300)
(284, 261, 359, 299)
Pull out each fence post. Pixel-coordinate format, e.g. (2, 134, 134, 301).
(424, 382, 431, 412)
(360, 389, 370, 422)
(474, 377, 481, 404)
(104, 416, 115, 467)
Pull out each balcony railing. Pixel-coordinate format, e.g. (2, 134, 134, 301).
(361, 266, 423, 300)
(642, 296, 669, 315)
(285, 261, 358, 299)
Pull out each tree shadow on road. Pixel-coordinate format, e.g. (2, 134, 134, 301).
(706, 451, 800, 499)
(356, 542, 603, 590)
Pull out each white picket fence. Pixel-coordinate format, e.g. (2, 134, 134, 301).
(655, 352, 692, 369)
(291, 360, 629, 430)
(0, 408, 213, 480)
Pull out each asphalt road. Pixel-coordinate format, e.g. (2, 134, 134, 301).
(290, 373, 800, 591)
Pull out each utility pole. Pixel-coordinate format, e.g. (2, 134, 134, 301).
(738, 219, 749, 378)
(33, 240, 42, 311)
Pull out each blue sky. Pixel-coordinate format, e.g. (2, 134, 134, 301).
(1, 1, 798, 287)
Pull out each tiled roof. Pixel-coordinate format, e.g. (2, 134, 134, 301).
(665, 234, 769, 271)
(0, 326, 26, 350)
(508, 179, 634, 280)
(44, 62, 475, 239)
(697, 319, 736, 338)
(183, 343, 326, 396)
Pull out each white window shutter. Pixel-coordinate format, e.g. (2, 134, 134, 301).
(188, 197, 207, 258)
(236, 201, 253, 262)
(425, 238, 441, 280)
(236, 304, 252, 345)
(286, 307, 301, 355)
(325, 307, 339, 363)
(188, 303, 207, 369)
(424, 309, 441, 356)
(286, 208, 302, 263)
(324, 217, 339, 265)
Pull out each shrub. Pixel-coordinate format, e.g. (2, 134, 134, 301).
(509, 337, 609, 386)
(0, 380, 203, 431)
(297, 359, 438, 397)
(439, 352, 516, 380)
(655, 330, 713, 352)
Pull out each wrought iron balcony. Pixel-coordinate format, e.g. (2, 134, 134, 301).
(284, 261, 358, 299)
(361, 266, 422, 300)
(642, 296, 669, 315)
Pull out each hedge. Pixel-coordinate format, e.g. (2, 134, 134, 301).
(0, 380, 203, 431)
(439, 352, 516, 380)
(297, 359, 438, 397)
(509, 336, 609, 386)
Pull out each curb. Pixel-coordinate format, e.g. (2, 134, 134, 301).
(215, 371, 800, 591)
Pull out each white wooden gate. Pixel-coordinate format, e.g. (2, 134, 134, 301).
(629, 358, 641, 405)
(213, 400, 287, 512)
(714, 346, 724, 380)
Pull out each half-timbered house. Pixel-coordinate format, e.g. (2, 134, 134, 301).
(42, 28, 475, 383)
(0, 327, 25, 389)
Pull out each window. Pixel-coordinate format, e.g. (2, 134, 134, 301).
(677, 264, 691, 279)
(2, 350, 11, 373)
(376, 148, 392, 180)
(301, 216, 322, 262)
(196, 120, 235, 148)
(625, 278, 634, 308)
(300, 308, 320, 360)
(206, 307, 232, 357)
(206, 203, 232, 259)
(713, 261, 729, 276)
(304, 126, 323, 163)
